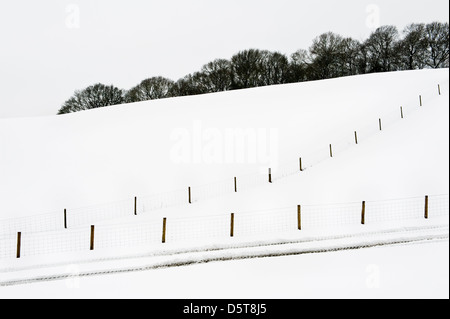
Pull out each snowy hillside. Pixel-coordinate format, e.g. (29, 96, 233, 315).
(0, 69, 448, 298)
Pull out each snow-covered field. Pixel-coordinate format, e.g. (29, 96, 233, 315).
(0, 69, 449, 299)
(2, 237, 448, 299)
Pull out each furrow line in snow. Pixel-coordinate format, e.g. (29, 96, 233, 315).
(1, 229, 448, 287)
(1, 223, 447, 273)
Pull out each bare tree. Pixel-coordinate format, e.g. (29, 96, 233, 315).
(58, 83, 125, 114)
(168, 74, 206, 97)
(308, 32, 346, 79)
(424, 22, 449, 68)
(260, 51, 290, 86)
(198, 59, 233, 92)
(289, 49, 311, 82)
(58, 21, 450, 115)
(364, 26, 401, 72)
(231, 49, 266, 89)
(339, 37, 363, 76)
(125, 77, 174, 103)
(399, 23, 428, 70)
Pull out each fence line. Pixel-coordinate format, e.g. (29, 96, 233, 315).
(1, 194, 448, 260)
(0, 82, 447, 237)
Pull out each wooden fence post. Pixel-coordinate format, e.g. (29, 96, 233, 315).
(230, 213, 235, 237)
(268, 168, 272, 183)
(438, 84, 441, 95)
(400, 106, 404, 119)
(188, 187, 191, 204)
(354, 131, 358, 145)
(379, 118, 382, 131)
(329, 144, 333, 158)
(162, 218, 167, 243)
(16, 232, 21, 259)
(425, 196, 429, 219)
(299, 157, 303, 172)
(361, 201, 366, 225)
(234, 177, 237, 193)
(419, 95, 422, 107)
(90, 225, 95, 251)
(134, 196, 137, 216)
(297, 205, 302, 230)
(64, 208, 67, 229)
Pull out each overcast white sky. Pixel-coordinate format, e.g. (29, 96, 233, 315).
(0, 0, 448, 118)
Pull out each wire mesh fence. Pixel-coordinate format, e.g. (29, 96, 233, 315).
(365, 196, 425, 223)
(138, 188, 187, 214)
(20, 227, 90, 258)
(234, 207, 297, 237)
(0, 194, 447, 260)
(0, 83, 447, 259)
(0, 83, 445, 237)
(302, 201, 363, 229)
(166, 214, 231, 243)
(95, 222, 162, 251)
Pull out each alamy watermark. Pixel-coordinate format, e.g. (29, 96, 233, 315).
(65, 264, 81, 289)
(170, 121, 279, 171)
(65, 4, 81, 29)
(365, 4, 381, 30)
(365, 264, 381, 289)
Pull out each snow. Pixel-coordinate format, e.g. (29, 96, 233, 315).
(2, 237, 448, 299)
(1, 69, 448, 216)
(0, 69, 449, 299)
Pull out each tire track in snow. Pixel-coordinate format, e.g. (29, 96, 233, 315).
(1, 223, 447, 274)
(0, 225, 448, 287)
